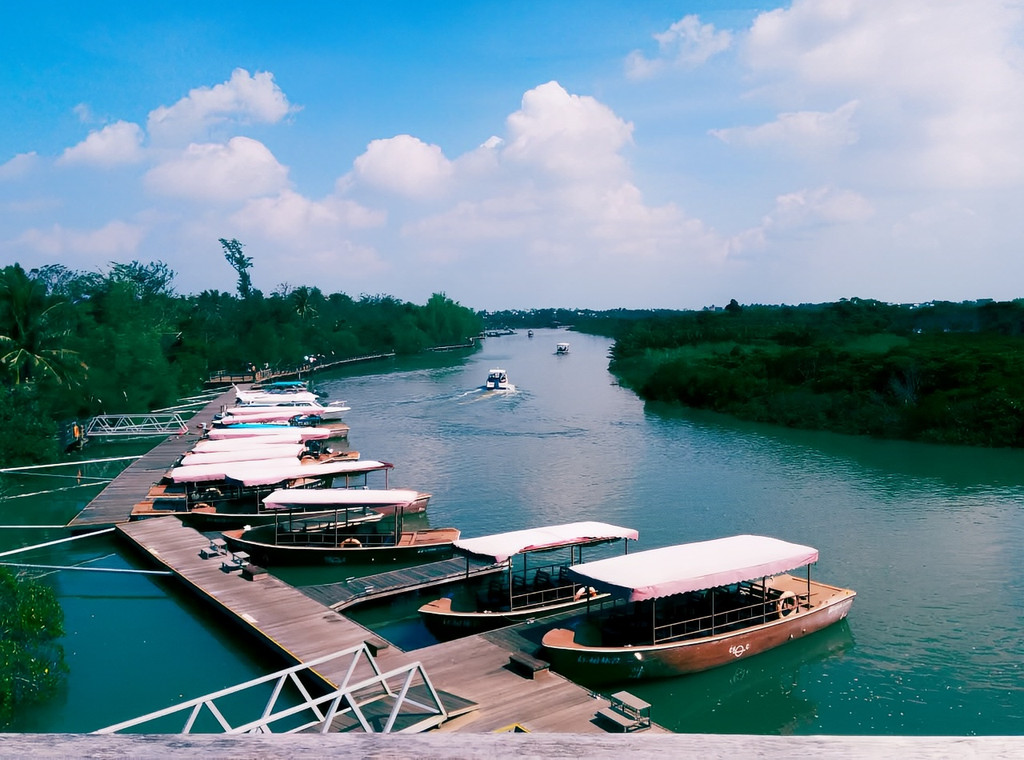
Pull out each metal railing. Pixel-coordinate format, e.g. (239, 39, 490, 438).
(95, 644, 449, 735)
(84, 413, 189, 437)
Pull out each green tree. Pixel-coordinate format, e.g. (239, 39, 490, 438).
(219, 238, 254, 299)
(0, 264, 83, 387)
(0, 568, 68, 724)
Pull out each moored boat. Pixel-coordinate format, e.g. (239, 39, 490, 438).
(419, 521, 638, 640)
(540, 534, 856, 684)
(484, 368, 514, 391)
(221, 510, 459, 566)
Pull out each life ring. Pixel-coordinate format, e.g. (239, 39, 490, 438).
(192, 502, 214, 512)
(341, 538, 362, 548)
(777, 591, 798, 617)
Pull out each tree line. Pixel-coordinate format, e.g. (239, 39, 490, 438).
(603, 298, 1024, 448)
(0, 243, 482, 465)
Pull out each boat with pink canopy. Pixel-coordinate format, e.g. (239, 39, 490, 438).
(540, 534, 856, 684)
(418, 521, 638, 640)
(204, 425, 333, 441)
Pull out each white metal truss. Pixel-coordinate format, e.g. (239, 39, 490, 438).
(94, 644, 450, 735)
(84, 413, 189, 437)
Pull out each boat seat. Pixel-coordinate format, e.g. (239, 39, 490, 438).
(533, 569, 553, 589)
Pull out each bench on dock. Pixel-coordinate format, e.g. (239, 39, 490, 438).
(596, 690, 651, 732)
(507, 651, 549, 679)
(221, 550, 250, 572)
(200, 538, 227, 559)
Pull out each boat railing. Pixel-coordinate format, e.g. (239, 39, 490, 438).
(650, 589, 809, 645)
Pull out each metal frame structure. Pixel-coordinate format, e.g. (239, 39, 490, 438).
(94, 644, 450, 735)
(84, 413, 188, 437)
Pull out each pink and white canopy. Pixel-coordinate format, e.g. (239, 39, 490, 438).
(192, 434, 308, 451)
(225, 459, 392, 487)
(262, 488, 427, 510)
(179, 444, 306, 466)
(453, 521, 639, 563)
(564, 535, 818, 602)
(205, 426, 332, 441)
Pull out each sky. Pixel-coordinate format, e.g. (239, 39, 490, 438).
(3, 1, 1024, 311)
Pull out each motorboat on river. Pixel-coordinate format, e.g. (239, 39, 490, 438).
(484, 368, 515, 391)
(419, 521, 638, 640)
(540, 534, 856, 684)
(556, 342, 570, 355)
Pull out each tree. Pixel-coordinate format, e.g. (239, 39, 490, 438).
(0, 568, 68, 724)
(219, 238, 253, 299)
(0, 264, 83, 387)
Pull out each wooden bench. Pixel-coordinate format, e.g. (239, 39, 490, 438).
(507, 651, 549, 679)
(597, 690, 651, 732)
(221, 550, 250, 572)
(200, 538, 227, 559)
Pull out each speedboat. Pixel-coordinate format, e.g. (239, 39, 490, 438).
(419, 521, 638, 640)
(540, 534, 856, 684)
(484, 368, 515, 391)
(556, 342, 570, 355)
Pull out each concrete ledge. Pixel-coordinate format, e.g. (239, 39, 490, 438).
(3, 733, 1018, 759)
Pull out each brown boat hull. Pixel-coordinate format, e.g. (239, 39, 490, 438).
(541, 586, 855, 684)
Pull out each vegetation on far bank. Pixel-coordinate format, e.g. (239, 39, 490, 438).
(604, 298, 1024, 448)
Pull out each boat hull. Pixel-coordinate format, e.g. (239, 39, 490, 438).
(541, 585, 856, 684)
(420, 592, 609, 641)
(222, 527, 459, 566)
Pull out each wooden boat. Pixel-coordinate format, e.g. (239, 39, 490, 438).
(261, 487, 431, 516)
(221, 508, 459, 566)
(540, 535, 856, 685)
(419, 521, 638, 641)
(484, 368, 514, 391)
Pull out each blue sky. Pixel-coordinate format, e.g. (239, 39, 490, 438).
(3, 1, 1024, 310)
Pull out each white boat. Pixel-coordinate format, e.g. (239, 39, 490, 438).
(484, 368, 515, 391)
(222, 400, 350, 422)
(556, 342, 570, 355)
(540, 534, 857, 684)
(419, 521, 638, 640)
(204, 425, 333, 441)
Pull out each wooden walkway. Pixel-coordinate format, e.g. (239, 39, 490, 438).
(117, 517, 661, 734)
(66, 388, 235, 531)
(301, 556, 505, 610)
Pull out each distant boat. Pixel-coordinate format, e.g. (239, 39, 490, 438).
(484, 368, 515, 391)
(556, 342, 570, 355)
(528, 330, 534, 338)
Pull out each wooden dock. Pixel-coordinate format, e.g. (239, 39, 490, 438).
(118, 517, 660, 734)
(301, 556, 505, 610)
(66, 388, 235, 531)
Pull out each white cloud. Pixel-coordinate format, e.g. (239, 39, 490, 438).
(738, 0, 1024, 188)
(626, 14, 733, 79)
(58, 121, 145, 167)
(233, 189, 385, 239)
(503, 81, 634, 179)
(147, 68, 296, 145)
(0, 152, 38, 180)
(350, 135, 454, 199)
(14, 220, 145, 256)
(711, 100, 860, 152)
(144, 137, 290, 202)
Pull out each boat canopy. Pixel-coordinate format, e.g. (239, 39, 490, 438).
(453, 521, 639, 563)
(180, 444, 306, 466)
(262, 488, 426, 509)
(205, 426, 332, 441)
(193, 433, 308, 451)
(170, 457, 302, 484)
(225, 459, 392, 487)
(564, 535, 818, 602)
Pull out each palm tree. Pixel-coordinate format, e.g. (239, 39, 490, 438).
(0, 264, 83, 386)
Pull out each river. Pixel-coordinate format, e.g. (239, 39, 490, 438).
(3, 328, 1022, 735)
